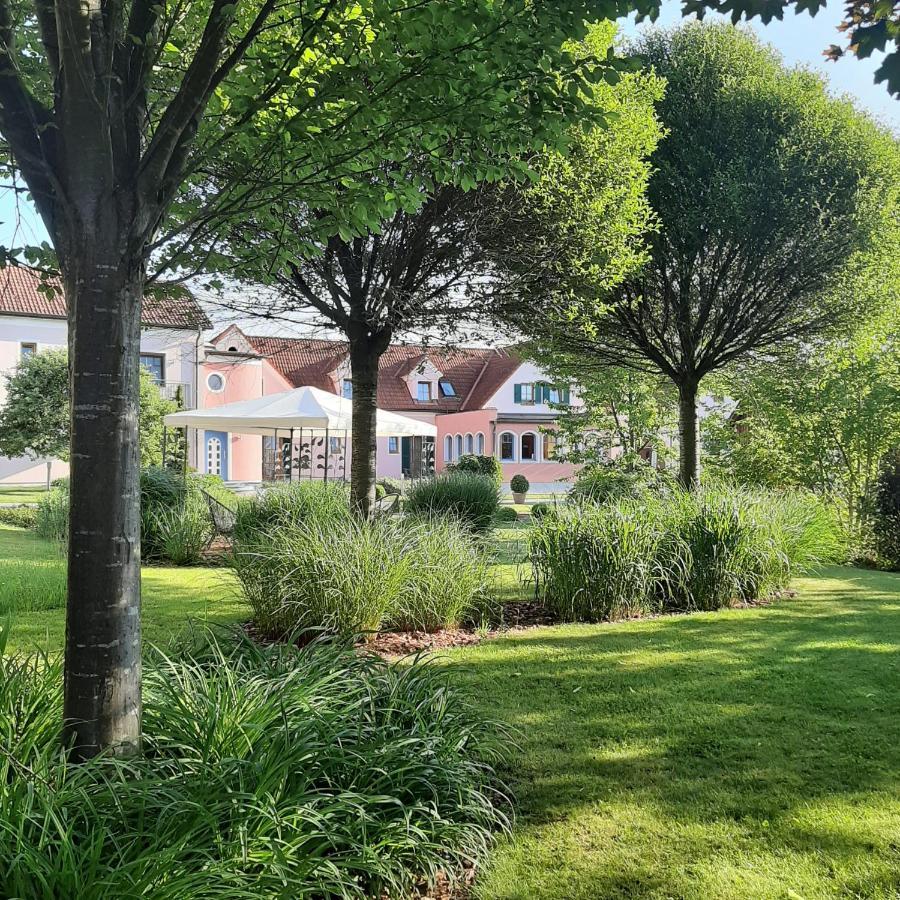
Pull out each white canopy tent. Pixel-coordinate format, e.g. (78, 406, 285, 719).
(163, 385, 436, 483)
(163, 385, 436, 438)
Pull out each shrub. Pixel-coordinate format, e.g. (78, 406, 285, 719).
(405, 473, 500, 533)
(570, 457, 674, 505)
(141, 468, 215, 564)
(35, 484, 69, 543)
(494, 506, 519, 523)
(531, 485, 839, 622)
(531, 502, 553, 521)
(0, 506, 37, 529)
(509, 474, 529, 495)
(449, 454, 503, 485)
(872, 448, 900, 571)
(233, 480, 350, 544)
(0, 629, 510, 898)
(375, 482, 387, 501)
(234, 516, 492, 638)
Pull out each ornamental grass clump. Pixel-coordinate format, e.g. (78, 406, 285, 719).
(530, 502, 664, 621)
(232, 480, 351, 543)
(531, 484, 839, 621)
(0, 629, 510, 898)
(404, 472, 500, 533)
(233, 515, 492, 637)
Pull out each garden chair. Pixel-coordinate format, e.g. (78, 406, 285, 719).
(202, 489, 237, 549)
(373, 492, 401, 517)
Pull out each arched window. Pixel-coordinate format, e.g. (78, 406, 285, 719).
(455, 434, 463, 458)
(444, 435, 453, 462)
(521, 432, 538, 462)
(465, 433, 474, 454)
(499, 432, 515, 461)
(475, 432, 485, 454)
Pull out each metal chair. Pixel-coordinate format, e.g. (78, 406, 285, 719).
(202, 489, 237, 548)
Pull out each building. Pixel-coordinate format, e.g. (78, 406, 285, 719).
(0, 267, 210, 485)
(200, 326, 582, 490)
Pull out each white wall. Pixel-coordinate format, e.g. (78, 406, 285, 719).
(484, 360, 583, 415)
(0, 316, 200, 484)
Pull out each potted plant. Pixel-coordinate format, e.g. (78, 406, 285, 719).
(510, 474, 529, 504)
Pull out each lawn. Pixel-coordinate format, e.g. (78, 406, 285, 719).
(0, 523, 245, 654)
(449, 565, 900, 899)
(0, 485, 48, 505)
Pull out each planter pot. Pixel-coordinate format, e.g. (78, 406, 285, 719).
(512, 492, 526, 504)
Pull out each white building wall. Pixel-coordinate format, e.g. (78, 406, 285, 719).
(483, 360, 583, 414)
(0, 315, 201, 485)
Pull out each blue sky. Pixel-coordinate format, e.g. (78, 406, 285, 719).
(1, 1, 896, 251)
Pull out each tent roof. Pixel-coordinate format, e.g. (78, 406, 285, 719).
(163, 385, 436, 437)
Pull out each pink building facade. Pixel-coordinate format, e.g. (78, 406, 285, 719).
(197, 327, 582, 491)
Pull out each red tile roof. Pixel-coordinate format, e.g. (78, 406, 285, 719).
(0, 267, 211, 329)
(246, 333, 522, 413)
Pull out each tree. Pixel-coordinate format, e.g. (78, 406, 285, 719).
(191, 21, 649, 518)
(532, 354, 678, 467)
(703, 292, 900, 542)
(0, 0, 675, 757)
(0, 350, 178, 469)
(492, 24, 899, 489)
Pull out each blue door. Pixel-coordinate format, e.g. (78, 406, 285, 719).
(205, 431, 228, 479)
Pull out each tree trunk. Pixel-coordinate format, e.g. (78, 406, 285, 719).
(677, 379, 700, 490)
(61, 247, 144, 760)
(349, 341, 381, 519)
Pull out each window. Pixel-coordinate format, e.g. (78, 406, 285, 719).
(206, 372, 225, 393)
(388, 436, 399, 454)
(465, 433, 474, 454)
(140, 353, 165, 384)
(521, 433, 537, 462)
(444, 435, 453, 461)
(19, 342, 37, 360)
(342, 378, 353, 399)
(455, 434, 463, 458)
(417, 381, 432, 402)
(475, 432, 485, 454)
(543, 432, 557, 461)
(499, 432, 515, 461)
(547, 386, 560, 405)
(514, 383, 534, 404)
(439, 379, 456, 397)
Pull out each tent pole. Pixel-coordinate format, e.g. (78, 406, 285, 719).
(324, 428, 330, 482)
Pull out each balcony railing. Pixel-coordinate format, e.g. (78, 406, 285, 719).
(156, 381, 194, 409)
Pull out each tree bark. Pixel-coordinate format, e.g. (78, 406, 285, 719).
(61, 241, 144, 760)
(349, 340, 381, 519)
(677, 378, 700, 490)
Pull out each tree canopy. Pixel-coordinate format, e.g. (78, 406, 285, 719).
(490, 23, 900, 488)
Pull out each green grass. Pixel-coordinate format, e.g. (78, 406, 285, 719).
(0, 486, 47, 505)
(447, 565, 900, 899)
(0, 524, 245, 655)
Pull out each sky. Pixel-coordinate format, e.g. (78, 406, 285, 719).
(0, 1, 896, 334)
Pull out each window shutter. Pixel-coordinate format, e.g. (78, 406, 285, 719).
(514, 384, 522, 404)
(561, 386, 570, 405)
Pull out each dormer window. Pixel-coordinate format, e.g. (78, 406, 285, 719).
(439, 379, 456, 397)
(515, 383, 535, 404)
(342, 378, 353, 399)
(417, 381, 432, 402)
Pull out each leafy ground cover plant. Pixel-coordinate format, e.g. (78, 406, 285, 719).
(405, 473, 500, 533)
(0, 628, 510, 898)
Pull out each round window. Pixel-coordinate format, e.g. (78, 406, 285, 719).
(207, 372, 225, 393)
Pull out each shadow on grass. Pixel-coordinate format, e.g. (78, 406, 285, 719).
(448, 566, 900, 899)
